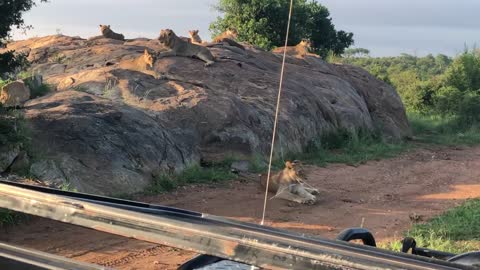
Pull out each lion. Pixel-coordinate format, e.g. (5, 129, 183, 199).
(196, 28, 245, 55)
(272, 39, 316, 58)
(118, 49, 160, 79)
(212, 28, 245, 50)
(157, 29, 215, 67)
(99, 25, 125, 41)
(179, 36, 191, 43)
(188, 30, 204, 45)
(260, 160, 319, 204)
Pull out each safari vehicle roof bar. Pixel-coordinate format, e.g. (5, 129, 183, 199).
(0, 180, 476, 270)
(0, 242, 111, 270)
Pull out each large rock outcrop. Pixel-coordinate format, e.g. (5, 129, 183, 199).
(1, 35, 411, 194)
(24, 91, 198, 195)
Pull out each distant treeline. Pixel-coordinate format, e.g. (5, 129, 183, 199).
(342, 48, 480, 124)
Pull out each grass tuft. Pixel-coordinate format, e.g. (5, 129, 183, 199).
(280, 129, 409, 167)
(0, 107, 31, 148)
(380, 199, 480, 254)
(409, 113, 480, 146)
(146, 165, 237, 194)
(29, 83, 51, 98)
(0, 209, 27, 227)
(248, 154, 268, 173)
(59, 182, 78, 192)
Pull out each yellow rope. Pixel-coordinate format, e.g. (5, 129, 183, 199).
(260, 0, 295, 226)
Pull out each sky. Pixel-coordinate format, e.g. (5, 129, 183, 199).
(11, 0, 480, 57)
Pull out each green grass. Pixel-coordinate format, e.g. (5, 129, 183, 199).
(276, 129, 409, 167)
(0, 107, 31, 148)
(146, 165, 237, 194)
(1, 72, 51, 99)
(409, 113, 480, 146)
(59, 182, 78, 192)
(380, 199, 480, 254)
(0, 79, 11, 88)
(18, 72, 51, 98)
(0, 209, 26, 227)
(29, 83, 51, 98)
(298, 142, 407, 166)
(248, 154, 268, 173)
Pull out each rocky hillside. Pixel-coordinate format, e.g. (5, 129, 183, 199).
(0, 34, 411, 195)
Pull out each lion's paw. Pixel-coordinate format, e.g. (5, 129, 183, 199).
(301, 196, 317, 205)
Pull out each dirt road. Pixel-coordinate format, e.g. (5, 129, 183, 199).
(2, 146, 480, 269)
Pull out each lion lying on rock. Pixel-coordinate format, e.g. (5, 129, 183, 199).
(157, 29, 215, 67)
(99, 25, 125, 41)
(272, 39, 317, 58)
(118, 49, 160, 79)
(260, 160, 318, 204)
(212, 28, 245, 50)
(188, 30, 205, 45)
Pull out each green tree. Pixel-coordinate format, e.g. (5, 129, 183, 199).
(0, 0, 47, 78)
(0, 50, 29, 79)
(432, 49, 480, 122)
(435, 54, 452, 72)
(342, 52, 455, 114)
(210, 0, 354, 57)
(388, 70, 431, 112)
(433, 86, 464, 118)
(441, 50, 480, 92)
(343, 48, 370, 58)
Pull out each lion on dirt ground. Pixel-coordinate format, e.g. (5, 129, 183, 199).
(260, 160, 319, 205)
(157, 29, 215, 67)
(99, 25, 125, 41)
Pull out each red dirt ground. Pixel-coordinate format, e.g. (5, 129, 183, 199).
(2, 146, 480, 269)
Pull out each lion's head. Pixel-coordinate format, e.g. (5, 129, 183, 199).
(158, 29, 177, 47)
(143, 49, 155, 68)
(226, 27, 239, 38)
(284, 160, 306, 181)
(188, 30, 201, 42)
(188, 30, 199, 36)
(299, 39, 312, 50)
(99, 24, 111, 33)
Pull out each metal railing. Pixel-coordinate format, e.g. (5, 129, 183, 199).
(0, 242, 111, 270)
(0, 180, 476, 270)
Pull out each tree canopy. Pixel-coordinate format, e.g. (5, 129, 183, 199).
(0, 0, 46, 78)
(343, 48, 480, 123)
(210, 0, 354, 57)
(0, 0, 47, 43)
(343, 48, 370, 58)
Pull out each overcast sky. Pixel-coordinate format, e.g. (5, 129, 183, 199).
(12, 0, 480, 57)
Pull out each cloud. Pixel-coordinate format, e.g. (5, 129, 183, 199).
(322, 0, 480, 29)
(322, 0, 480, 56)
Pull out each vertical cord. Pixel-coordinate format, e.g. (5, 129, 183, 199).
(260, 0, 295, 226)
